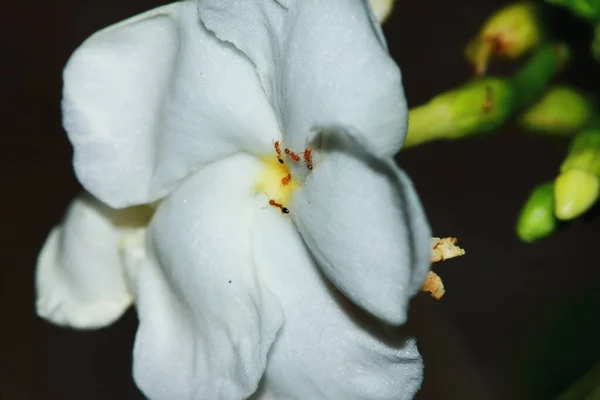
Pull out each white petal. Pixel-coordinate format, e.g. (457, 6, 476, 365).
(132, 153, 283, 400)
(64, 1, 280, 208)
(198, 0, 408, 156)
(35, 193, 149, 329)
(290, 131, 431, 325)
(250, 198, 423, 399)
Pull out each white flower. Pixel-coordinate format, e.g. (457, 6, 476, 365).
(35, 1, 432, 399)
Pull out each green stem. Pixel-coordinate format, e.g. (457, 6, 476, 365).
(512, 43, 569, 109)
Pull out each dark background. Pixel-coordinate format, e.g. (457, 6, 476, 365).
(2, 0, 599, 399)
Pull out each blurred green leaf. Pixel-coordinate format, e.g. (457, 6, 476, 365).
(547, 0, 600, 22)
(593, 23, 600, 61)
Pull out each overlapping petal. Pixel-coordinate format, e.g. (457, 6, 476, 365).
(290, 131, 431, 325)
(132, 153, 283, 400)
(35, 193, 150, 329)
(198, 0, 408, 156)
(64, 0, 280, 208)
(250, 198, 423, 399)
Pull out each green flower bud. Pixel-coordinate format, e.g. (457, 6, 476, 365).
(519, 86, 596, 135)
(547, 0, 600, 22)
(405, 78, 515, 147)
(517, 182, 557, 242)
(560, 129, 600, 176)
(405, 43, 566, 149)
(554, 169, 600, 220)
(554, 130, 600, 219)
(465, 2, 543, 75)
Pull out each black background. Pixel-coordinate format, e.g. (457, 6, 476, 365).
(1, 0, 599, 399)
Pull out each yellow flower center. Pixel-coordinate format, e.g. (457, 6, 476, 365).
(255, 155, 299, 211)
(254, 141, 313, 213)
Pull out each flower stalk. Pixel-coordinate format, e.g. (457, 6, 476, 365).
(511, 42, 569, 109)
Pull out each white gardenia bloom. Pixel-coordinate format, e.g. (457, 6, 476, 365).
(35, 1, 432, 399)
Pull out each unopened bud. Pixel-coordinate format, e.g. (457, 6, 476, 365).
(465, 2, 543, 75)
(369, 0, 397, 23)
(554, 169, 599, 220)
(554, 130, 600, 219)
(560, 129, 600, 176)
(519, 86, 596, 135)
(405, 78, 514, 147)
(516, 182, 557, 242)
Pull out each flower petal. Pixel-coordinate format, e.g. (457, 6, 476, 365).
(132, 153, 283, 400)
(290, 131, 431, 325)
(64, 1, 280, 208)
(35, 193, 150, 329)
(198, 0, 408, 156)
(250, 198, 423, 399)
